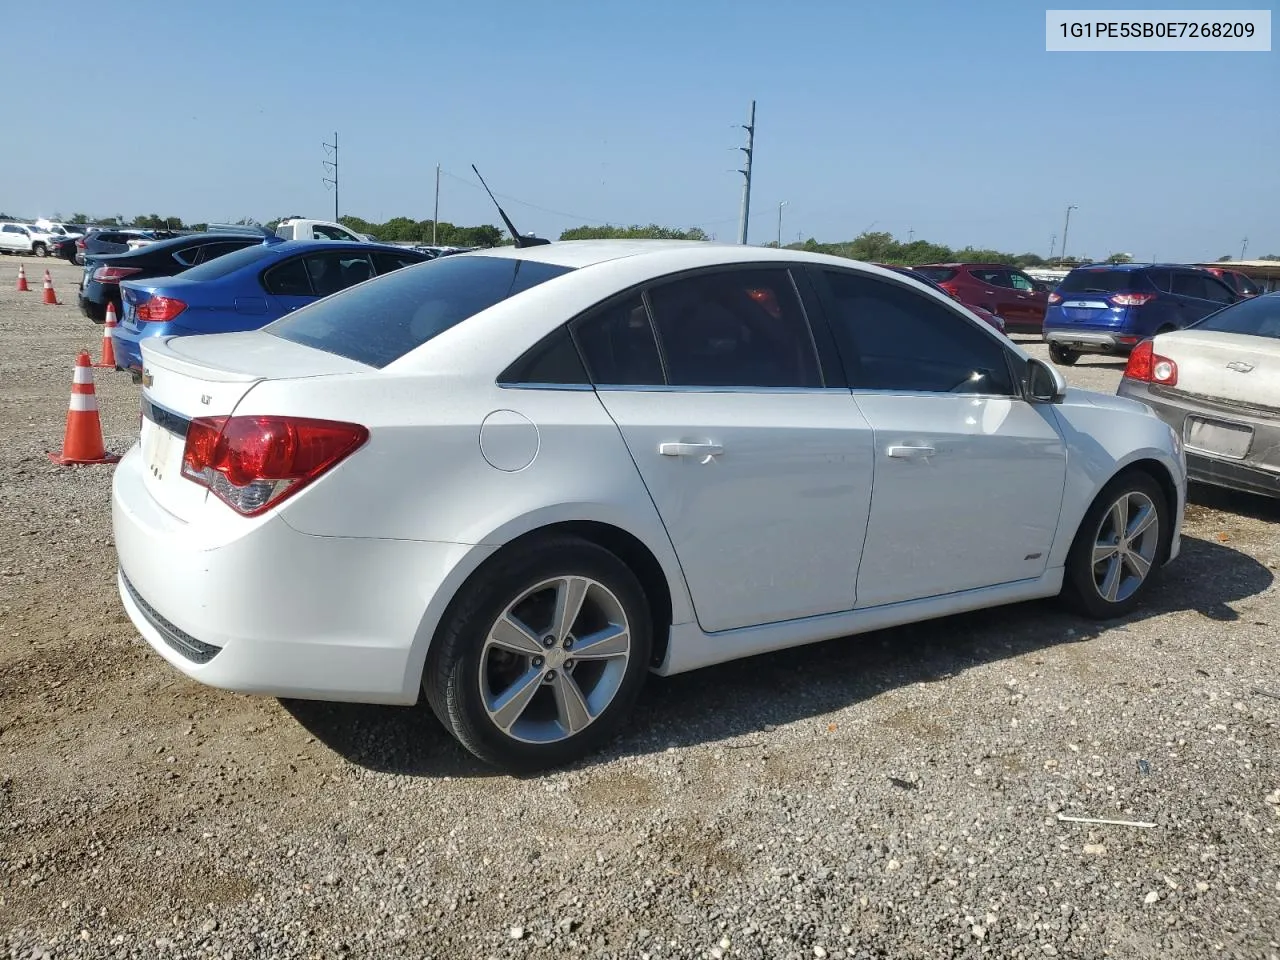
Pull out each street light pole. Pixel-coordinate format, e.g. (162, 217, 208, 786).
(1048, 234, 1056, 261)
(776, 200, 788, 248)
(433, 163, 440, 246)
(1060, 204, 1078, 264)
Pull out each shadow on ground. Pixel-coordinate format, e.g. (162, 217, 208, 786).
(282, 533, 1271, 778)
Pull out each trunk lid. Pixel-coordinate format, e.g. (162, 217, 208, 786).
(1152, 329, 1280, 412)
(136, 333, 371, 520)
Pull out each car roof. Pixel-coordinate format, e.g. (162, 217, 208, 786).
(264, 238, 427, 255)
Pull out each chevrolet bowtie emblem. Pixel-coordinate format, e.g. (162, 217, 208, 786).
(1225, 361, 1255, 374)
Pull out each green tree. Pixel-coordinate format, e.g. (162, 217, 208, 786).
(68, 213, 90, 224)
(558, 224, 709, 241)
(1217, 255, 1233, 262)
(1105, 253, 1133, 264)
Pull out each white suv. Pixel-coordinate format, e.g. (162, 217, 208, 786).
(0, 222, 54, 257)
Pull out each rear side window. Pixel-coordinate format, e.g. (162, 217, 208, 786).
(1171, 271, 1234, 303)
(1192, 294, 1280, 338)
(1059, 269, 1144, 295)
(371, 250, 425, 274)
(178, 242, 277, 281)
(1234, 274, 1260, 296)
(572, 295, 665, 386)
(269, 255, 574, 368)
(195, 240, 256, 263)
(913, 267, 957, 283)
(644, 268, 822, 388)
(262, 258, 313, 296)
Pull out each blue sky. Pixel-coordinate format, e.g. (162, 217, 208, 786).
(4, 0, 1276, 259)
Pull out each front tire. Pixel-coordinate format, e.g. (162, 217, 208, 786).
(1048, 343, 1079, 366)
(425, 536, 653, 772)
(1061, 471, 1169, 619)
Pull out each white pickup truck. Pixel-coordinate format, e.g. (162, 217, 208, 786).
(273, 218, 370, 243)
(0, 222, 55, 257)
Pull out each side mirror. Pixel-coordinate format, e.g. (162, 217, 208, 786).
(1025, 357, 1067, 404)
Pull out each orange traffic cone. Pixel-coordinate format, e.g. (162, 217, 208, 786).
(48, 353, 120, 466)
(96, 303, 119, 369)
(42, 273, 59, 305)
(16, 264, 29, 291)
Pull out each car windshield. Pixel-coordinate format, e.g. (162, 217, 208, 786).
(1191, 294, 1280, 339)
(176, 242, 276, 280)
(269, 255, 575, 368)
(1059, 269, 1140, 294)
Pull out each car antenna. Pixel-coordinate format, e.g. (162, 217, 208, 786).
(471, 164, 550, 248)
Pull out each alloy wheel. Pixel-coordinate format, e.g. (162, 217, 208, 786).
(1091, 490, 1160, 604)
(479, 576, 632, 744)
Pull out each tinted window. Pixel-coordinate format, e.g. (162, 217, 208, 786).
(1146, 269, 1173, 293)
(1234, 274, 1260, 296)
(304, 251, 373, 297)
(195, 240, 255, 264)
(371, 250, 425, 274)
(820, 271, 1015, 395)
(969, 267, 1011, 287)
(269, 255, 573, 368)
(1060, 269, 1144, 294)
(171, 245, 204, 267)
(1171, 271, 1233, 303)
(573, 295, 665, 386)
(1192, 294, 1280, 338)
(178, 242, 277, 281)
(913, 267, 957, 283)
(262, 258, 313, 296)
(500, 326, 590, 385)
(645, 269, 821, 388)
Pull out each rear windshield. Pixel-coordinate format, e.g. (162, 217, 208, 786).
(1059, 269, 1145, 294)
(268, 255, 575, 368)
(912, 267, 957, 283)
(177, 242, 277, 280)
(1191, 294, 1280, 339)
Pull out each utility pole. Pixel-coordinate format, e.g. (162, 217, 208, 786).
(907, 227, 915, 243)
(1048, 233, 1057, 261)
(322, 131, 339, 221)
(1060, 204, 1077, 263)
(1241, 237, 1249, 260)
(433, 163, 441, 245)
(737, 100, 756, 245)
(776, 200, 788, 248)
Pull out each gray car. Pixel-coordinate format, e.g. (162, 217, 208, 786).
(1117, 293, 1280, 498)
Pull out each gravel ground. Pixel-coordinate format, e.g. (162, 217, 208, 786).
(2, 257, 1279, 959)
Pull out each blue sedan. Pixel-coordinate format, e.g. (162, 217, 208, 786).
(112, 240, 431, 373)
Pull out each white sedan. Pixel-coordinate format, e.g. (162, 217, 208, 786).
(112, 241, 1186, 771)
(1118, 292, 1279, 497)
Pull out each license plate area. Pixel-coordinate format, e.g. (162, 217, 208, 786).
(140, 418, 179, 482)
(1184, 416, 1253, 460)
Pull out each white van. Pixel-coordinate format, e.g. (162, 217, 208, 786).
(274, 218, 368, 243)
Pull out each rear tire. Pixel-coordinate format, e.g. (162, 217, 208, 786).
(1060, 471, 1169, 619)
(33, 244, 47, 258)
(424, 536, 653, 772)
(1048, 343, 1079, 366)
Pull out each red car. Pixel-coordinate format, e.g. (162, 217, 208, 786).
(912, 263, 1049, 334)
(1204, 267, 1260, 299)
(872, 264, 1005, 333)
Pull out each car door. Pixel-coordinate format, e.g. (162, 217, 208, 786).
(1007, 269, 1048, 329)
(811, 268, 1068, 608)
(573, 267, 876, 634)
(0, 225, 20, 252)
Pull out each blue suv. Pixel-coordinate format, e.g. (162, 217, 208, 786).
(1043, 264, 1238, 365)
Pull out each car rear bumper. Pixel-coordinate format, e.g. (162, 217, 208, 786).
(112, 442, 489, 704)
(1116, 380, 1280, 498)
(1044, 328, 1140, 355)
(79, 291, 109, 323)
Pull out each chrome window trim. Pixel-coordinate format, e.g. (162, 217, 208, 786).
(593, 384, 850, 395)
(497, 382, 595, 392)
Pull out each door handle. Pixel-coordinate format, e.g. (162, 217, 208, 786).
(659, 441, 724, 458)
(887, 444, 936, 459)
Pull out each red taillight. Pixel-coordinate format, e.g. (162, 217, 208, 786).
(1122, 339, 1178, 386)
(135, 296, 187, 322)
(181, 415, 368, 516)
(1111, 292, 1157, 307)
(76, 238, 86, 249)
(1047, 292, 1062, 304)
(92, 265, 143, 283)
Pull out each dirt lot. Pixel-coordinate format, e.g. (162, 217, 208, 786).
(2, 257, 1279, 959)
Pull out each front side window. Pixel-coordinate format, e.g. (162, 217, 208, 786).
(371, 250, 425, 274)
(645, 268, 822, 388)
(970, 268, 1011, 288)
(820, 270, 1015, 395)
(1009, 271, 1036, 291)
